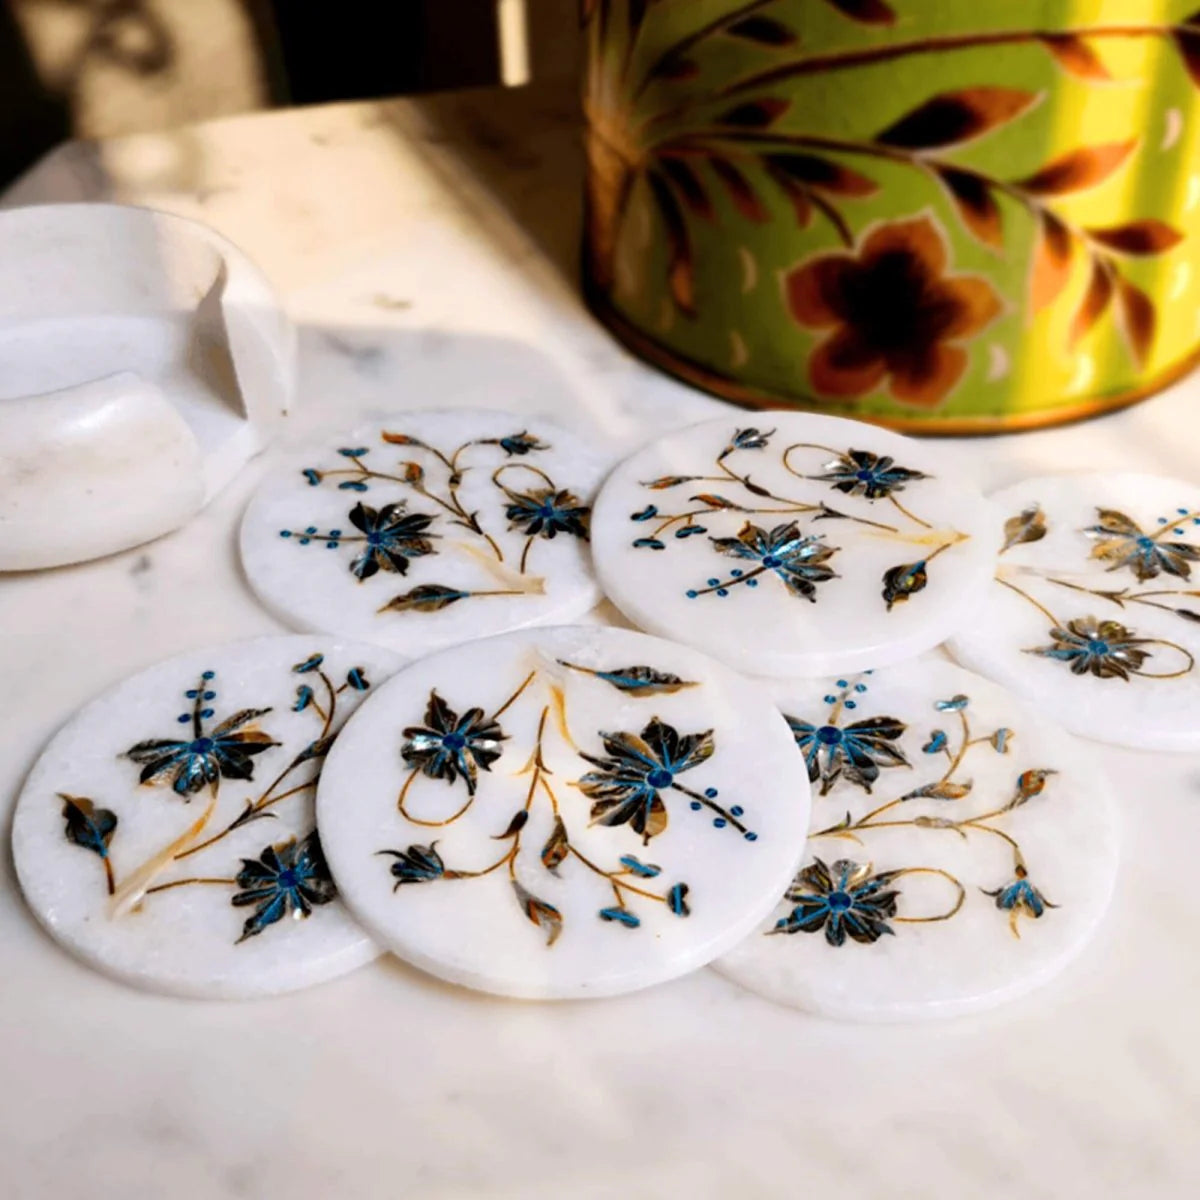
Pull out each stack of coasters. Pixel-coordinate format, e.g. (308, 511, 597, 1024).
(951, 472, 1200, 752)
(240, 410, 612, 657)
(589, 414, 1000, 677)
(13, 637, 400, 998)
(715, 660, 1118, 1020)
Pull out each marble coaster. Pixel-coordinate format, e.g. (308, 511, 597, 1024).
(240, 411, 612, 657)
(589, 415, 999, 677)
(715, 659, 1119, 1021)
(13, 636, 400, 998)
(949, 472, 1200, 752)
(316, 626, 811, 999)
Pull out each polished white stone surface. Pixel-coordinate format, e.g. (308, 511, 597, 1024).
(592, 414, 999, 676)
(319, 626, 809, 998)
(0, 203, 294, 570)
(715, 660, 1118, 1021)
(13, 636, 396, 997)
(241, 411, 611, 656)
(950, 473, 1200, 752)
(2, 82, 1198, 1199)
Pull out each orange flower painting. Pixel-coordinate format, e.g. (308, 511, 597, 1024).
(784, 217, 1003, 408)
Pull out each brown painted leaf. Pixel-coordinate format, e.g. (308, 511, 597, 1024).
(824, 0, 896, 25)
(659, 157, 715, 222)
(1086, 219, 1184, 256)
(726, 16, 797, 45)
(763, 153, 876, 197)
(1117, 278, 1156, 365)
(716, 98, 790, 128)
(1017, 140, 1136, 195)
(541, 816, 569, 873)
(876, 88, 1038, 150)
(1070, 259, 1115, 347)
(1175, 29, 1200, 87)
(1039, 34, 1111, 80)
(653, 55, 700, 82)
(1030, 211, 1074, 311)
(937, 166, 1003, 249)
(710, 158, 769, 222)
(648, 170, 696, 315)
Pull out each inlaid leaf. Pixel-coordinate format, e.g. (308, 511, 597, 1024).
(1175, 607, 1200, 623)
(710, 158, 770, 222)
(666, 882, 691, 916)
(1002, 504, 1047, 552)
(643, 474, 698, 489)
(1174, 29, 1200, 88)
(493, 810, 529, 840)
(579, 664, 699, 696)
(648, 170, 696, 314)
(379, 584, 471, 613)
(1039, 33, 1111, 80)
(1117, 278, 1157, 365)
(937, 166, 1003, 249)
(541, 816, 569, 873)
(903, 781, 973, 801)
(619, 854, 662, 878)
(381, 431, 418, 445)
(716, 98, 791, 129)
(764, 153, 877, 196)
(1069, 259, 1115, 348)
(1017, 140, 1136, 195)
(876, 88, 1038, 150)
(512, 880, 563, 946)
(60, 794, 118, 894)
(882, 560, 928, 611)
(725, 16, 796, 45)
(690, 493, 737, 509)
(1086, 220, 1184, 256)
(599, 906, 641, 927)
(660, 157, 716, 222)
(293, 735, 334, 765)
(1030, 211, 1073, 312)
(823, 0, 895, 24)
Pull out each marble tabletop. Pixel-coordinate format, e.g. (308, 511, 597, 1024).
(2, 77, 1198, 1199)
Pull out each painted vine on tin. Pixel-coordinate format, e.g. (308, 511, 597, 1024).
(379, 658, 756, 945)
(584, 1, 1200, 406)
(57, 653, 370, 943)
(775, 675, 1057, 945)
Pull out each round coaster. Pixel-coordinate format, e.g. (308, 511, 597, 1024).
(714, 660, 1118, 1021)
(590, 414, 998, 677)
(316, 626, 811, 999)
(240, 410, 613, 657)
(13, 636, 401, 998)
(949, 472, 1200, 752)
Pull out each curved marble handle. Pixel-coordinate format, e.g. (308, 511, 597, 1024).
(0, 373, 205, 571)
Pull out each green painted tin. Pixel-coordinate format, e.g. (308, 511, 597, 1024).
(583, 1, 1200, 432)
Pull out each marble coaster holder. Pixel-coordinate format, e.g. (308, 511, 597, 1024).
(0, 203, 295, 570)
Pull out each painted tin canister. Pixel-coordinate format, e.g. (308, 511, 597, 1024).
(583, 1, 1200, 432)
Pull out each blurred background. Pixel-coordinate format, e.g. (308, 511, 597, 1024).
(0, 0, 577, 187)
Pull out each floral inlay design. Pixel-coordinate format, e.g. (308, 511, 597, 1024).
(57, 653, 372, 943)
(379, 658, 754, 945)
(773, 676, 1057, 944)
(629, 425, 966, 609)
(280, 429, 591, 612)
(998, 500, 1200, 681)
(584, 2, 1199, 408)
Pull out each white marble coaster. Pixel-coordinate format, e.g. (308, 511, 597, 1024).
(715, 660, 1118, 1021)
(949, 472, 1200, 752)
(589, 415, 999, 677)
(240, 411, 613, 657)
(316, 626, 811, 999)
(13, 636, 400, 998)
